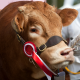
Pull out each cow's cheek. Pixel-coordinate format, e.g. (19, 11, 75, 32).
(40, 47, 65, 64)
(40, 49, 66, 69)
(40, 42, 70, 68)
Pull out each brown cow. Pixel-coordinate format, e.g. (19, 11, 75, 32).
(0, 1, 78, 80)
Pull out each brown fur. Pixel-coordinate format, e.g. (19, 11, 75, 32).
(0, 1, 78, 80)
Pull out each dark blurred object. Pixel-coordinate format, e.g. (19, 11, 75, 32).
(47, 0, 80, 8)
(47, 0, 64, 8)
(74, 0, 80, 5)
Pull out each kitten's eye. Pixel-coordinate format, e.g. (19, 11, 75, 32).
(30, 28, 37, 32)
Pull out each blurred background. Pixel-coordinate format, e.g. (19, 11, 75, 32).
(47, 0, 80, 8)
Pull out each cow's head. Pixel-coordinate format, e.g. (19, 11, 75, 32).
(11, 1, 78, 79)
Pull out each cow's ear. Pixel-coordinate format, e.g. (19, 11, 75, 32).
(11, 13, 24, 33)
(58, 9, 78, 26)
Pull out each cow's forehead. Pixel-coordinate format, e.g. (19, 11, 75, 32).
(22, 1, 62, 27)
(22, 1, 57, 18)
(24, 1, 56, 13)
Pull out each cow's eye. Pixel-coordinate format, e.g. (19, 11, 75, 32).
(30, 28, 37, 32)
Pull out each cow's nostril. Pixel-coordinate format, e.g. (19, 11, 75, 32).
(61, 52, 69, 56)
(60, 48, 74, 56)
